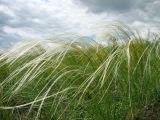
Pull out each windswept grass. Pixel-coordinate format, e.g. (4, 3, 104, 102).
(0, 23, 160, 120)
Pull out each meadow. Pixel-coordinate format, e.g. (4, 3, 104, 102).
(0, 23, 160, 120)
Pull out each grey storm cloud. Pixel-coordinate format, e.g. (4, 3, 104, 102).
(76, 0, 160, 22)
(75, 0, 139, 13)
(76, 0, 160, 23)
(76, 0, 160, 32)
(0, 29, 21, 48)
(75, 0, 156, 13)
(0, 12, 12, 27)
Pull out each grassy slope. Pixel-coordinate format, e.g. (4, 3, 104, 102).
(0, 25, 160, 120)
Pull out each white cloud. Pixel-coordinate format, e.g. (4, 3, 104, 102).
(3, 26, 40, 38)
(0, 4, 16, 17)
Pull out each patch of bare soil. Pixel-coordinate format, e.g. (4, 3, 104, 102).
(134, 103, 160, 120)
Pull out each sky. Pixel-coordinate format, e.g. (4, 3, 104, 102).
(0, 0, 160, 48)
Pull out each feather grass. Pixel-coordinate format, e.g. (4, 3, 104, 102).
(0, 23, 160, 120)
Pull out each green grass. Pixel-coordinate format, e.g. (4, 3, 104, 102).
(0, 23, 160, 120)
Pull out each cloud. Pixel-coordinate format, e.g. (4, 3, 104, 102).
(0, 30, 21, 48)
(75, 0, 139, 13)
(0, 0, 101, 48)
(75, 0, 160, 32)
(0, 0, 160, 49)
(75, 0, 157, 14)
